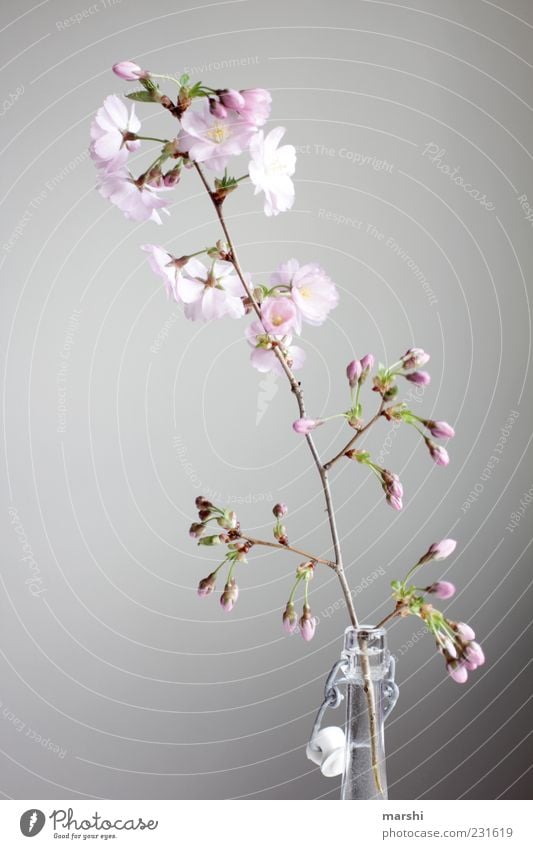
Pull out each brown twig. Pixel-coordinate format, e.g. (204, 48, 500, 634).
(239, 535, 336, 569)
(323, 400, 386, 470)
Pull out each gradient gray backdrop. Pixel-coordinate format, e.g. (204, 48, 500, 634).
(1, 0, 532, 800)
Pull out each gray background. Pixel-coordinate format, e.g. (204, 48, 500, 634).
(1, 0, 532, 800)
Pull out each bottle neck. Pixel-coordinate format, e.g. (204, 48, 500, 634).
(341, 625, 390, 682)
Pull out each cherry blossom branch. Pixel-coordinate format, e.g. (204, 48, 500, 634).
(191, 160, 389, 791)
(192, 160, 359, 630)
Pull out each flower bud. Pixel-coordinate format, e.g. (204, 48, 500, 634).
(386, 493, 403, 511)
(282, 601, 298, 634)
(405, 370, 431, 385)
(427, 581, 456, 599)
(217, 510, 238, 530)
(440, 636, 458, 659)
(425, 420, 455, 439)
(446, 660, 468, 684)
(426, 439, 450, 466)
(195, 496, 213, 510)
(424, 538, 457, 561)
(220, 577, 239, 612)
(360, 353, 375, 374)
(218, 88, 246, 110)
(208, 97, 227, 119)
(299, 604, 316, 642)
(197, 572, 217, 597)
(382, 470, 403, 497)
(112, 60, 148, 81)
(464, 641, 485, 667)
(273, 503, 288, 518)
(273, 524, 287, 541)
(197, 534, 223, 546)
(401, 347, 430, 369)
(455, 621, 475, 641)
(346, 359, 362, 387)
(189, 522, 206, 538)
(163, 167, 181, 188)
(292, 417, 320, 435)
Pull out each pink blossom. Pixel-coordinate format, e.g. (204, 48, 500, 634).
(112, 61, 148, 81)
(260, 296, 300, 335)
(426, 539, 457, 561)
(237, 88, 272, 126)
(447, 661, 468, 684)
(456, 622, 475, 641)
(97, 166, 170, 224)
(142, 244, 191, 301)
(248, 127, 296, 216)
(426, 439, 450, 466)
(293, 418, 320, 435)
(427, 420, 455, 439)
(427, 581, 456, 599)
(405, 370, 431, 385)
(402, 347, 430, 369)
(346, 360, 362, 387)
(90, 95, 141, 169)
(245, 321, 305, 373)
(177, 259, 246, 321)
(270, 259, 339, 326)
(178, 101, 256, 172)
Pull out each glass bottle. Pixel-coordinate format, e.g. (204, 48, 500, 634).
(340, 625, 398, 800)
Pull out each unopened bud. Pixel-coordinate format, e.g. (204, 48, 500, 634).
(197, 572, 217, 597)
(220, 577, 239, 612)
(346, 359, 362, 387)
(189, 522, 206, 538)
(282, 601, 298, 634)
(198, 534, 223, 546)
(273, 503, 288, 518)
(401, 347, 430, 369)
(299, 604, 316, 642)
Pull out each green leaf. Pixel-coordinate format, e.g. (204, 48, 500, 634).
(126, 90, 155, 102)
(179, 73, 190, 86)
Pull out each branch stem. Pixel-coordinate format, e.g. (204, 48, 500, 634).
(324, 401, 386, 470)
(239, 535, 335, 568)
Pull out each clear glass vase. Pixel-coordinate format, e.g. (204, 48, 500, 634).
(340, 625, 398, 800)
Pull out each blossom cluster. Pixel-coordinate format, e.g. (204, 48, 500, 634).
(389, 539, 485, 684)
(191, 497, 319, 641)
(91, 64, 342, 374)
(91, 63, 294, 221)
